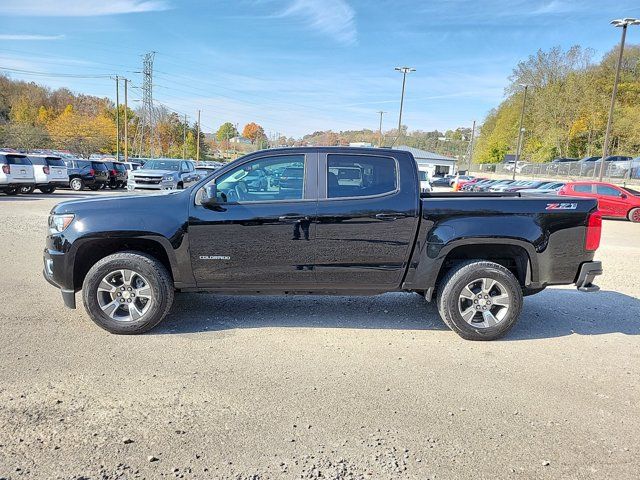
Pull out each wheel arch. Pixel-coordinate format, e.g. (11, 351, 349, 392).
(71, 236, 179, 291)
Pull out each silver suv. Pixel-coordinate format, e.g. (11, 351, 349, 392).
(127, 158, 198, 191)
(0, 152, 35, 195)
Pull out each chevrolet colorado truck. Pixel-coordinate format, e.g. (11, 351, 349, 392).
(44, 147, 603, 340)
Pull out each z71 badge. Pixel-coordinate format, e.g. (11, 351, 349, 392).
(546, 203, 577, 210)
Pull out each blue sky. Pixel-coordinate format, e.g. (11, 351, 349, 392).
(1, 0, 640, 137)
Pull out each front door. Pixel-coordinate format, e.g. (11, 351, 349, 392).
(314, 152, 419, 288)
(189, 152, 318, 288)
(595, 184, 628, 217)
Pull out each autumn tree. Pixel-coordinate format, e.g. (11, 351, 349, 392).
(242, 122, 266, 144)
(47, 105, 116, 157)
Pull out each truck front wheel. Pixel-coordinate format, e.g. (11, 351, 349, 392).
(436, 260, 523, 341)
(82, 252, 175, 334)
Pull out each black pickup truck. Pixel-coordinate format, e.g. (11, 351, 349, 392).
(44, 147, 602, 340)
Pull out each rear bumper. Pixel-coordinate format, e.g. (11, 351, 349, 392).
(575, 261, 602, 292)
(1, 181, 35, 189)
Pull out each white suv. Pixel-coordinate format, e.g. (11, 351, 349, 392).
(0, 152, 35, 195)
(26, 155, 69, 194)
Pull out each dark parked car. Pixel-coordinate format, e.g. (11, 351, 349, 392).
(242, 168, 269, 191)
(44, 147, 602, 341)
(430, 176, 453, 187)
(278, 166, 304, 191)
(101, 161, 128, 189)
(63, 159, 109, 191)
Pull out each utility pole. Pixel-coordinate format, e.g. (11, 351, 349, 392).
(377, 111, 386, 147)
(183, 114, 187, 160)
(115, 75, 120, 161)
(599, 18, 640, 181)
(513, 84, 530, 181)
(195, 109, 201, 162)
(468, 120, 476, 171)
(123, 78, 128, 163)
(394, 66, 415, 145)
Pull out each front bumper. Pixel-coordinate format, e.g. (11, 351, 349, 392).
(43, 247, 76, 309)
(575, 261, 602, 292)
(128, 178, 177, 190)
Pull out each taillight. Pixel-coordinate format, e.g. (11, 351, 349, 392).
(43, 166, 50, 175)
(111, 169, 116, 175)
(89, 169, 95, 176)
(1, 164, 9, 174)
(585, 211, 602, 251)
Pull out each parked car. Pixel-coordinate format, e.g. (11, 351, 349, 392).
(279, 166, 304, 192)
(451, 175, 474, 189)
(487, 180, 517, 192)
(0, 152, 35, 195)
(123, 161, 143, 171)
(241, 168, 269, 191)
(44, 147, 602, 340)
(551, 157, 578, 163)
(195, 165, 220, 179)
(63, 159, 109, 191)
(580, 155, 632, 176)
(418, 169, 432, 193)
(127, 159, 198, 191)
(456, 177, 485, 191)
(519, 182, 566, 195)
(559, 181, 640, 222)
(26, 154, 69, 194)
(430, 176, 453, 188)
(101, 161, 128, 189)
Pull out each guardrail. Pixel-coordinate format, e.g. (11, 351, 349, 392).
(468, 159, 640, 183)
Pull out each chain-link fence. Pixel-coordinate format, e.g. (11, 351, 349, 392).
(469, 159, 640, 182)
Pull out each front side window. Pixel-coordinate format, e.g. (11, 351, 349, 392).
(327, 154, 397, 199)
(596, 185, 621, 197)
(212, 154, 305, 203)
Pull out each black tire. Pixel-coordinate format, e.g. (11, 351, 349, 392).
(108, 183, 118, 190)
(4, 187, 19, 195)
(82, 252, 175, 334)
(70, 178, 84, 191)
(436, 260, 523, 341)
(628, 208, 640, 223)
(20, 185, 35, 194)
(39, 186, 56, 194)
(88, 184, 101, 191)
(177, 182, 184, 189)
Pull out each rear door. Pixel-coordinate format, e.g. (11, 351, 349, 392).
(314, 152, 420, 289)
(46, 157, 67, 181)
(92, 162, 109, 182)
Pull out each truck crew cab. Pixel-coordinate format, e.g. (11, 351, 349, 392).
(44, 147, 602, 340)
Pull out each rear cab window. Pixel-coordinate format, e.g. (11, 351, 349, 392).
(6, 155, 32, 165)
(326, 154, 397, 199)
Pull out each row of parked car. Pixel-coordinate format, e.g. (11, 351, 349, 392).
(0, 151, 226, 195)
(506, 155, 640, 177)
(450, 176, 640, 222)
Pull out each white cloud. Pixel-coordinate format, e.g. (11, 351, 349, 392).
(0, 0, 171, 16)
(0, 34, 65, 40)
(277, 0, 356, 45)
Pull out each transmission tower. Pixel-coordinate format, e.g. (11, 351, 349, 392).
(133, 52, 159, 157)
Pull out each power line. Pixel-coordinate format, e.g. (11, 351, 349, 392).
(0, 66, 113, 79)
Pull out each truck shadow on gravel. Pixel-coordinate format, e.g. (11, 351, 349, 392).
(155, 289, 640, 340)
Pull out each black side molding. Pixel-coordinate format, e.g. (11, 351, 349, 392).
(575, 261, 602, 292)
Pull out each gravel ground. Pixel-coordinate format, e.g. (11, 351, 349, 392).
(1, 190, 639, 480)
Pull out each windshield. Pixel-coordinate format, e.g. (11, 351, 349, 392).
(623, 187, 640, 196)
(418, 171, 428, 181)
(144, 160, 181, 171)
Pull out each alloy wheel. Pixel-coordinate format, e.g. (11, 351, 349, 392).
(458, 277, 511, 328)
(96, 269, 153, 322)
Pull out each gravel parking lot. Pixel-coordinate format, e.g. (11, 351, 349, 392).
(1, 190, 639, 479)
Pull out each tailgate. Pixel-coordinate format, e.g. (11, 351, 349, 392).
(10, 164, 34, 180)
(49, 166, 68, 179)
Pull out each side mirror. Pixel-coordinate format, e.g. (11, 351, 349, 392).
(620, 193, 627, 199)
(201, 184, 219, 207)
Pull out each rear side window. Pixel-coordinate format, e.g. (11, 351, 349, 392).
(114, 163, 126, 172)
(29, 157, 46, 165)
(573, 184, 593, 193)
(596, 185, 621, 197)
(6, 155, 31, 165)
(92, 162, 108, 171)
(327, 154, 397, 199)
(46, 158, 65, 167)
(77, 160, 90, 169)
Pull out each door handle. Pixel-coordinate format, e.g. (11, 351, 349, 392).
(375, 213, 407, 221)
(279, 215, 308, 222)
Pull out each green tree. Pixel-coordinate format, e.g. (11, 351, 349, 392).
(216, 122, 238, 142)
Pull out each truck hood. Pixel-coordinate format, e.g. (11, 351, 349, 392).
(51, 190, 188, 215)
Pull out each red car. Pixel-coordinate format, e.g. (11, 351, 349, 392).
(559, 181, 640, 222)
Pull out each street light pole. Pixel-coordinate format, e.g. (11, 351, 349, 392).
(599, 18, 640, 182)
(377, 111, 386, 147)
(513, 84, 530, 181)
(394, 66, 415, 145)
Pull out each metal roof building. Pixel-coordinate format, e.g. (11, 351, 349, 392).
(393, 145, 456, 175)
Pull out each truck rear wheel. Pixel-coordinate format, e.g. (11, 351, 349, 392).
(82, 252, 175, 334)
(436, 260, 523, 341)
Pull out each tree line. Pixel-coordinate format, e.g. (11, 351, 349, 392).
(473, 44, 640, 164)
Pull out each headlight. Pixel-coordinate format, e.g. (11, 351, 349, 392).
(162, 175, 174, 181)
(49, 214, 75, 233)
